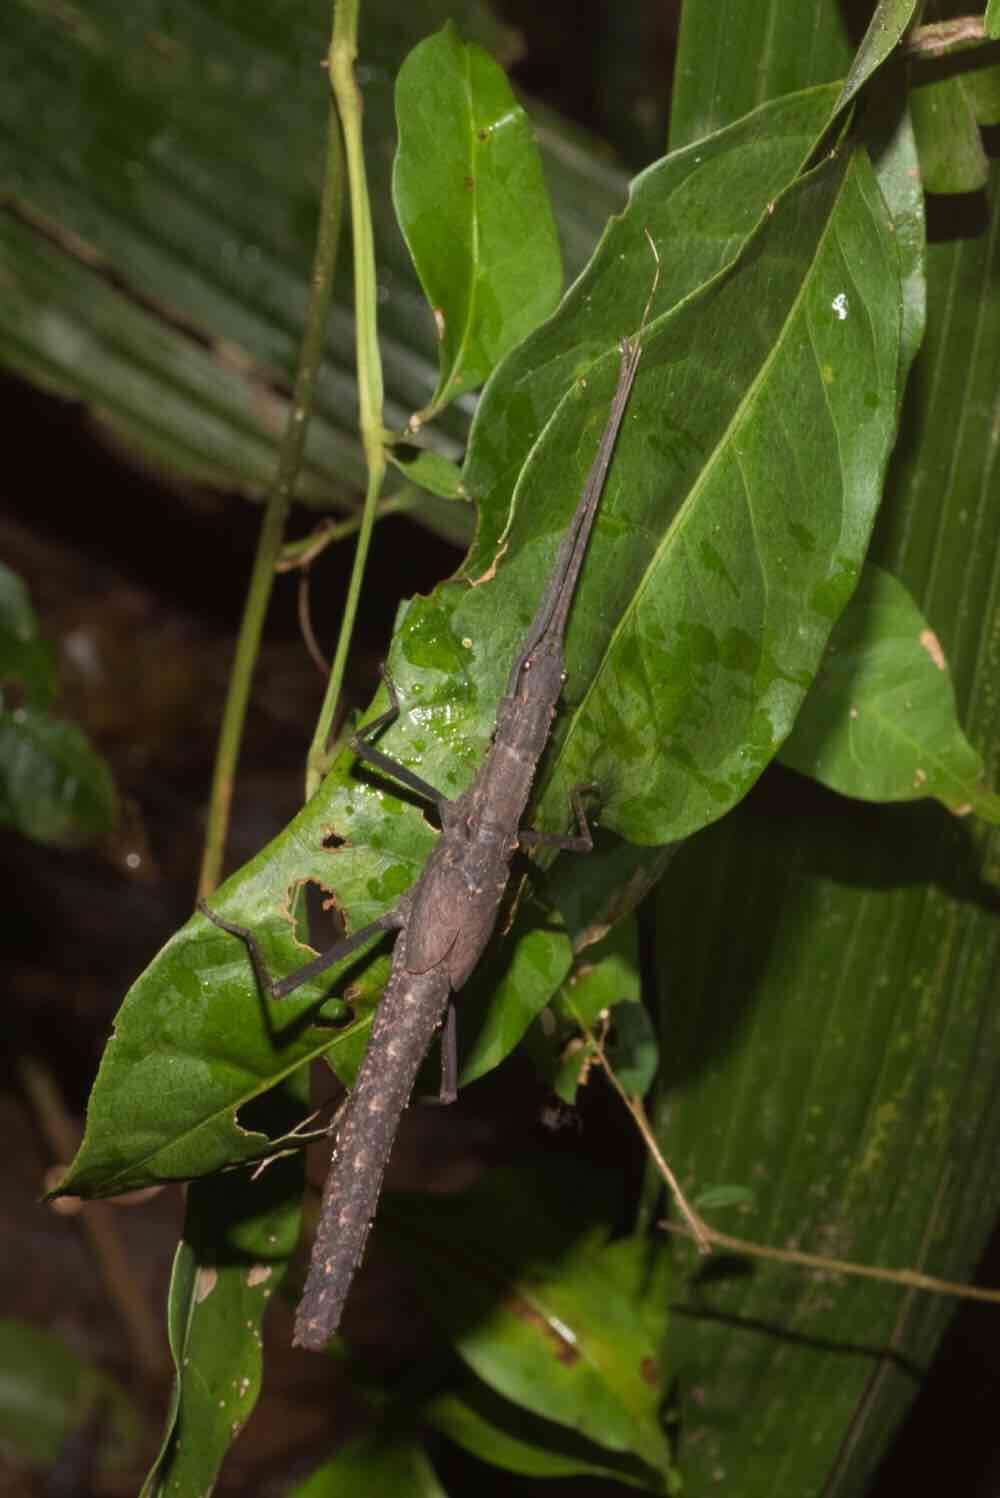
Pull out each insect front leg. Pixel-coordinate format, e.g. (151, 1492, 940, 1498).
(352, 666, 450, 810)
(199, 899, 405, 1000)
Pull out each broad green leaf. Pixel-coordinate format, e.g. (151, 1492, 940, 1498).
(780, 562, 1000, 818)
(655, 771, 1000, 1496)
(426, 1375, 670, 1490)
(288, 1433, 446, 1498)
(506, 148, 901, 847)
(1, 0, 616, 515)
(910, 74, 989, 193)
(670, 0, 919, 150)
(0, 1319, 141, 1471)
(0, 562, 56, 707)
(837, 0, 922, 112)
(140, 1092, 303, 1498)
(392, 23, 561, 422)
(0, 706, 116, 847)
(388, 1166, 675, 1482)
(669, 1, 852, 150)
(987, 0, 1000, 40)
(59, 90, 900, 1202)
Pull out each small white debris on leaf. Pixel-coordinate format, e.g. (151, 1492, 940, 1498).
(245, 1264, 271, 1288)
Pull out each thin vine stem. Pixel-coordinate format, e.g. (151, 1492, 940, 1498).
(198, 95, 345, 899)
(306, 0, 387, 798)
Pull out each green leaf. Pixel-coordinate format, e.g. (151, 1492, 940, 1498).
(986, 0, 1000, 41)
(654, 770, 1000, 1494)
(0, 562, 56, 707)
(426, 1375, 670, 1490)
(392, 23, 562, 422)
(0, 706, 116, 847)
(497, 146, 901, 848)
(140, 1090, 303, 1498)
(0, 1319, 141, 1471)
(604, 1002, 659, 1096)
(533, 920, 643, 1103)
(288, 1433, 447, 1497)
(780, 562, 1000, 818)
(388, 445, 468, 500)
(837, 0, 922, 112)
(389, 1167, 675, 1481)
(910, 74, 989, 193)
(670, 1, 852, 150)
(0, 568, 115, 849)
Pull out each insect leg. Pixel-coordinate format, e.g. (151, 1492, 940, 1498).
(517, 783, 598, 854)
(351, 666, 449, 808)
(199, 899, 404, 1000)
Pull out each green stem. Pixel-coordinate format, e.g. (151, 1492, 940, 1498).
(279, 490, 422, 569)
(306, 0, 387, 798)
(198, 99, 345, 899)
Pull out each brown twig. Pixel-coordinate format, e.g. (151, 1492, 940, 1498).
(585, 1012, 1000, 1307)
(662, 1221, 1000, 1305)
(585, 1017, 712, 1254)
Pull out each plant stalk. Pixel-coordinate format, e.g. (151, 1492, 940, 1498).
(306, 0, 388, 798)
(198, 98, 345, 898)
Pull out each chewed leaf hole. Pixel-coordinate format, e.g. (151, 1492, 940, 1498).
(322, 827, 347, 850)
(289, 879, 347, 953)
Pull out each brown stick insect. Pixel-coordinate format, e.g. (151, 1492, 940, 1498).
(201, 242, 660, 1349)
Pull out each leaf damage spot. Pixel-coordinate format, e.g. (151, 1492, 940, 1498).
(919, 628, 946, 670)
(433, 307, 445, 341)
(506, 1296, 580, 1364)
(641, 1355, 659, 1386)
(913, 768, 927, 788)
(195, 1267, 218, 1302)
(469, 541, 509, 587)
(246, 1264, 272, 1288)
(831, 291, 849, 321)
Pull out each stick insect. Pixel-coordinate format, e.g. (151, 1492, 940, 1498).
(201, 247, 658, 1349)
